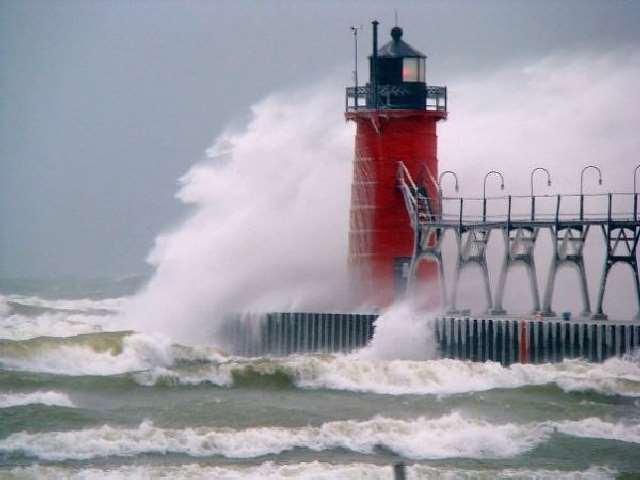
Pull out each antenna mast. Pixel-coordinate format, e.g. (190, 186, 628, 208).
(350, 25, 361, 108)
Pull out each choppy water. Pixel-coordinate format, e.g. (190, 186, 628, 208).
(1, 281, 639, 479)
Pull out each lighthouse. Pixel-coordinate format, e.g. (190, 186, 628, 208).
(345, 21, 447, 308)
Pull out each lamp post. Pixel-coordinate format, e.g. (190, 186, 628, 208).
(483, 170, 505, 222)
(579, 165, 603, 220)
(438, 170, 459, 193)
(530, 167, 552, 221)
(438, 170, 459, 218)
(634, 165, 640, 220)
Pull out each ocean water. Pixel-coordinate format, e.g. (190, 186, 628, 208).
(0, 279, 639, 479)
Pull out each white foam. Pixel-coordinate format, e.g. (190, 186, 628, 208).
(301, 354, 640, 397)
(6, 294, 130, 312)
(357, 303, 437, 361)
(554, 417, 640, 444)
(0, 312, 107, 341)
(0, 413, 551, 461)
(1, 333, 171, 375)
(2, 414, 635, 463)
(0, 332, 227, 376)
(0, 391, 75, 409)
(134, 352, 640, 398)
(0, 294, 129, 341)
(5, 463, 616, 480)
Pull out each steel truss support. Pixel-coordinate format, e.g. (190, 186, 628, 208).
(449, 227, 493, 314)
(492, 226, 541, 315)
(593, 223, 640, 320)
(397, 162, 447, 308)
(406, 222, 447, 308)
(542, 225, 591, 317)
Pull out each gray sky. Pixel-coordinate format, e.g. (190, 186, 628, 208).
(1, 0, 639, 279)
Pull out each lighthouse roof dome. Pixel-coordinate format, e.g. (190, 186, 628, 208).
(376, 26, 426, 58)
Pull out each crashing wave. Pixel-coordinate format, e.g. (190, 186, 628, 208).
(137, 352, 640, 398)
(0, 331, 226, 376)
(5, 294, 130, 313)
(1, 413, 638, 462)
(2, 330, 639, 398)
(0, 391, 75, 409)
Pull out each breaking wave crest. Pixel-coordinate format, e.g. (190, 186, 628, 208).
(0, 293, 128, 341)
(137, 353, 640, 398)
(5, 295, 129, 314)
(0, 312, 107, 341)
(0, 331, 225, 376)
(0, 391, 75, 409)
(4, 463, 616, 480)
(0, 413, 553, 461)
(0, 292, 131, 341)
(1, 330, 639, 398)
(1, 413, 638, 462)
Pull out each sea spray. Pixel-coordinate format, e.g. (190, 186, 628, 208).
(356, 302, 437, 361)
(440, 51, 640, 318)
(122, 82, 354, 344)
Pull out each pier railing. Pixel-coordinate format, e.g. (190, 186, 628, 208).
(345, 84, 447, 112)
(396, 162, 640, 321)
(435, 193, 639, 228)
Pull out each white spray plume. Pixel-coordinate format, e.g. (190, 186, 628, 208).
(123, 81, 354, 343)
(124, 50, 640, 344)
(357, 301, 437, 361)
(439, 49, 640, 318)
(440, 50, 640, 195)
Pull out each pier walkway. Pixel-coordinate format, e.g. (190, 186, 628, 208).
(397, 162, 640, 320)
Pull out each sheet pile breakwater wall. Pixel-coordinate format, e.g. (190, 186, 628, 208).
(222, 312, 639, 362)
(222, 312, 377, 357)
(435, 317, 640, 364)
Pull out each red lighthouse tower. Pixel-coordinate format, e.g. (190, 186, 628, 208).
(345, 21, 447, 308)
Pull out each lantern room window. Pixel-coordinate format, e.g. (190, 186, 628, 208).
(402, 58, 425, 82)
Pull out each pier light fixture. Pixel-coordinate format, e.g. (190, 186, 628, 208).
(438, 170, 459, 194)
(579, 165, 603, 221)
(483, 170, 505, 199)
(580, 165, 603, 195)
(530, 167, 552, 221)
(634, 164, 640, 195)
(482, 170, 505, 223)
(530, 167, 552, 197)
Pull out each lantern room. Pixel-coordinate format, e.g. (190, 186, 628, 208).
(368, 24, 428, 109)
(346, 22, 446, 113)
